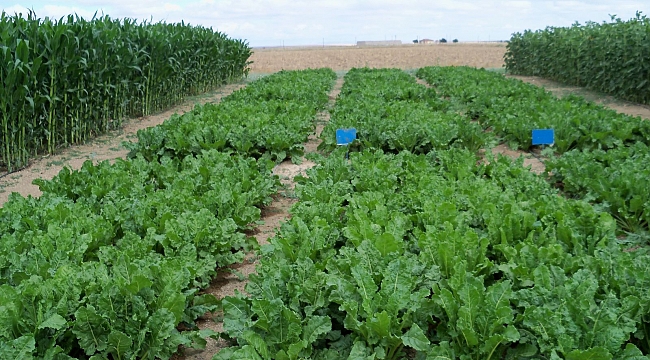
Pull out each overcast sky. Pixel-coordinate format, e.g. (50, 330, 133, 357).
(2, 1, 648, 46)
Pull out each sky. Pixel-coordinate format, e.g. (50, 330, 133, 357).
(2, 1, 648, 47)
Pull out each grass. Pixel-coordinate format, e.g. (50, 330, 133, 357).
(510, 75, 649, 116)
(46, 160, 65, 167)
(0, 174, 22, 193)
(487, 67, 506, 74)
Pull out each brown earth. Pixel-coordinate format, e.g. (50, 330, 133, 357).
(487, 144, 546, 174)
(249, 43, 507, 73)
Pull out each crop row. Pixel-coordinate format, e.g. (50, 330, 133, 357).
(417, 66, 650, 234)
(0, 11, 251, 172)
(415, 66, 650, 153)
(218, 148, 650, 359)
(0, 69, 335, 358)
(217, 68, 650, 359)
(547, 143, 650, 234)
(504, 12, 650, 105)
(319, 68, 487, 153)
(128, 69, 337, 163)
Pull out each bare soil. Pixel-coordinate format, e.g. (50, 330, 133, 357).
(487, 144, 547, 174)
(249, 43, 507, 73)
(0, 84, 245, 207)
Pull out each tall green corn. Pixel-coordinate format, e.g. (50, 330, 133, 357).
(505, 12, 650, 105)
(0, 11, 252, 172)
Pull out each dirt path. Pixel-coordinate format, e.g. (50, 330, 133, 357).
(175, 77, 344, 360)
(415, 78, 429, 87)
(0, 83, 246, 207)
(508, 75, 650, 121)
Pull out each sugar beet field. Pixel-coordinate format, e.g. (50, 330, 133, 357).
(2, 12, 650, 360)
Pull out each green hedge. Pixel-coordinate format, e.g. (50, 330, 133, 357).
(0, 11, 251, 172)
(505, 12, 650, 105)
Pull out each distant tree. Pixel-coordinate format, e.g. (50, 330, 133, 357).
(453, 39, 459, 43)
(440, 38, 447, 43)
(413, 39, 419, 44)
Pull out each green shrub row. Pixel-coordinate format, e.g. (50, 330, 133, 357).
(0, 11, 251, 172)
(505, 12, 650, 105)
(128, 69, 337, 163)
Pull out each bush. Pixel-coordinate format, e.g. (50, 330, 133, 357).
(505, 12, 650, 105)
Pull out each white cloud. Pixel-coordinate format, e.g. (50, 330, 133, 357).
(3, 0, 648, 45)
(505, 0, 532, 9)
(163, 3, 182, 12)
(3, 4, 29, 15)
(41, 4, 97, 19)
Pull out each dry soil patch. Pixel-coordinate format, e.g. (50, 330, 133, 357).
(249, 43, 506, 73)
(488, 144, 546, 174)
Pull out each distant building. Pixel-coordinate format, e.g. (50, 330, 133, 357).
(356, 40, 403, 46)
(419, 39, 435, 44)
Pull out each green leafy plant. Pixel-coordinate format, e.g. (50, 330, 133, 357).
(219, 148, 650, 359)
(505, 12, 650, 105)
(320, 68, 487, 154)
(128, 69, 336, 162)
(0, 10, 252, 172)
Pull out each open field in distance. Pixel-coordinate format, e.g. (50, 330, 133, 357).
(248, 43, 507, 73)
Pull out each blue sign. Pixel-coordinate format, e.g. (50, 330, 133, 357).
(532, 129, 555, 145)
(336, 128, 357, 146)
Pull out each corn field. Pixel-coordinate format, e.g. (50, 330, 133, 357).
(505, 12, 650, 105)
(0, 11, 252, 172)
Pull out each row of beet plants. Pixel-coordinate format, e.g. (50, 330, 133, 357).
(215, 67, 650, 359)
(415, 66, 650, 154)
(417, 66, 650, 235)
(219, 148, 650, 359)
(0, 69, 336, 358)
(128, 69, 337, 163)
(319, 68, 487, 154)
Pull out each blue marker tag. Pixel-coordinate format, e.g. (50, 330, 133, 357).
(336, 128, 357, 146)
(532, 129, 554, 145)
